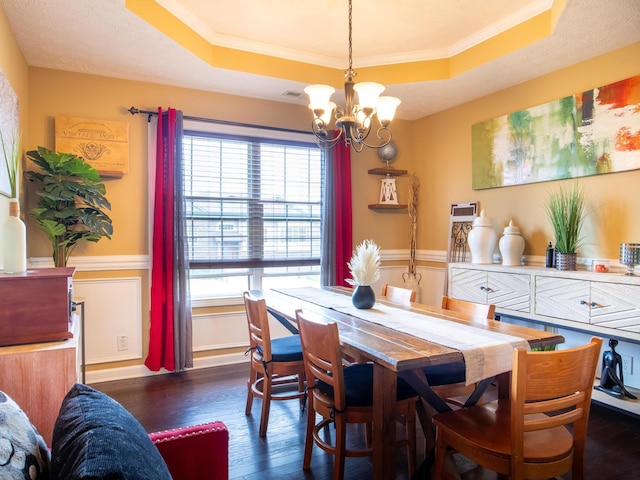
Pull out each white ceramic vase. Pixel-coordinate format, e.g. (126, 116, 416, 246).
(3, 198, 27, 273)
(499, 220, 525, 266)
(468, 210, 497, 264)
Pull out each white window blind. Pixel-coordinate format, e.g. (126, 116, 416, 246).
(182, 128, 324, 270)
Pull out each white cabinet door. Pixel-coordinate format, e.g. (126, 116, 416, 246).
(449, 268, 487, 304)
(450, 268, 530, 312)
(590, 282, 640, 333)
(487, 272, 530, 313)
(534, 276, 590, 323)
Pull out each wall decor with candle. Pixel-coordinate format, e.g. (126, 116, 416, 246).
(472, 74, 640, 190)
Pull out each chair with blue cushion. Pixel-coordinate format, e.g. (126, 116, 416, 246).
(296, 310, 418, 480)
(243, 291, 306, 437)
(425, 296, 496, 400)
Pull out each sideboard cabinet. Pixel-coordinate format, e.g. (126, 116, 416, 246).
(0, 267, 79, 443)
(449, 262, 640, 415)
(448, 263, 640, 343)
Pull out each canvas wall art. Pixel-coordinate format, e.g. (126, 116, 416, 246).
(472, 75, 640, 190)
(0, 69, 19, 197)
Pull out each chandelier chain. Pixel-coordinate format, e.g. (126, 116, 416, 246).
(346, 0, 355, 79)
(304, 0, 399, 151)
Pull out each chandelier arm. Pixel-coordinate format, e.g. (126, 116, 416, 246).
(310, 125, 345, 150)
(350, 140, 364, 153)
(358, 127, 393, 149)
(349, 122, 372, 143)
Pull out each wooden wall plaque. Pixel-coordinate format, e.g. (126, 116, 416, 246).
(55, 116, 129, 178)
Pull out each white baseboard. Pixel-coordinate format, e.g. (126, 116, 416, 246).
(85, 352, 248, 384)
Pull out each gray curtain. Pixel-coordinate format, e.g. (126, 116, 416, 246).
(321, 148, 336, 286)
(172, 110, 193, 370)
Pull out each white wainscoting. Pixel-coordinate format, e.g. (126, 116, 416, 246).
(193, 309, 297, 353)
(73, 277, 143, 364)
(67, 252, 451, 383)
(374, 265, 446, 307)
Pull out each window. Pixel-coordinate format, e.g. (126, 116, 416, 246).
(182, 122, 323, 300)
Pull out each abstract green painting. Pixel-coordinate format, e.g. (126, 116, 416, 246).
(472, 75, 640, 190)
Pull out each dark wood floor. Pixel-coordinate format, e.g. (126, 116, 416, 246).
(92, 362, 640, 480)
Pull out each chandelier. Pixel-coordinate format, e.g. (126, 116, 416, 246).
(304, 0, 401, 152)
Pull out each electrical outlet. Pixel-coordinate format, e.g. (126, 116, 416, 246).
(621, 354, 633, 376)
(117, 335, 129, 351)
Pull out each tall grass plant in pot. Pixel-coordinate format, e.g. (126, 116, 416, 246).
(544, 182, 588, 271)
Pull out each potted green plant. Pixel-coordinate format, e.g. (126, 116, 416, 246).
(346, 239, 381, 309)
(26, 147, 113, 267)
(544, 182, 587, 271)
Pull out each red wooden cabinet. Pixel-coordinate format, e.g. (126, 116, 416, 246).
(0, 267, 75, 346)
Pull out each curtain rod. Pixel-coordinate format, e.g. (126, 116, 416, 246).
(127, 106, 310, 136)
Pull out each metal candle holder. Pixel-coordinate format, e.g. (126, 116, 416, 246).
(619, 243, 640, 276)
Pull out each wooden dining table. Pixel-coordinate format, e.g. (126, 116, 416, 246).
(260, 286, 564, 480)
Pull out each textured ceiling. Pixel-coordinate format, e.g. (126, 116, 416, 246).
(1, 0, 639, 120)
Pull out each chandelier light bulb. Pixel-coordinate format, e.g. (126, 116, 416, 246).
(377, 96, 401, 126)
(319, 102, 336, 126)
(353, 82, 385, 112)
(304, 84, 335, 117)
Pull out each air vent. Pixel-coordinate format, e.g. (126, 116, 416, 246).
(282, 90, 303, 98)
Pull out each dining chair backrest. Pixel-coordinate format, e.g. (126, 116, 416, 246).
(296, 312, 347, 412)
(510, 336, 602, 477)
(381, 284, 416, 307)
(441, 296, 495, 321)
(244, 291, 273, 362)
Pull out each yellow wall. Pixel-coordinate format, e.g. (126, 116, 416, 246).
(5, 2, 640, 375)
(24, 66, 415, 259)
(410, 42, 640, 261)
(26, 68, 323, 258)
(0, 5, 29, 226)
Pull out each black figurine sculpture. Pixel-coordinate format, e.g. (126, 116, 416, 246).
(594, 339, 637, 400)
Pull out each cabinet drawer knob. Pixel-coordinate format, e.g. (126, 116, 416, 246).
(580, 300, 597, 307)
(479, 286, 493, 292)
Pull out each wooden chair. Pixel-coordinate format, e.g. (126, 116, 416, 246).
(380, 283, 417, 307)
(296, 310, 418, 480)
(416, 297, 498, 460)
(441, 295, 496, 321)
(243, 291, 306, 437)
(424, 296, 497, 399)
(433, 337, 603, 480)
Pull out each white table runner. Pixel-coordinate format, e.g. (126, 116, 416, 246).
(275, 287, 529, 384)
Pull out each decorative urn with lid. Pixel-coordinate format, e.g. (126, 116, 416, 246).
(468, 210, 497, 264)
(499, 220, 525, 266)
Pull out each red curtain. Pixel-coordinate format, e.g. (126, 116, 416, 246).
(145, 108, 176, 371)
(333, 139, 352, 287)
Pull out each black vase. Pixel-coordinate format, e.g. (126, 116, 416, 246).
(352, 285, 375, 309)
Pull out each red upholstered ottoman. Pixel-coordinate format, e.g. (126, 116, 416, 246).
(149, 421, 229, 480)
